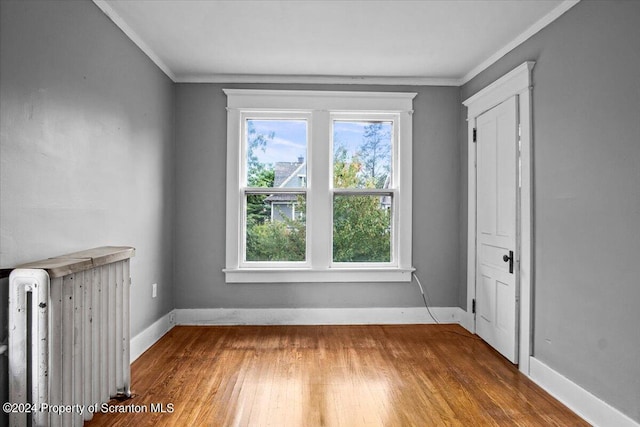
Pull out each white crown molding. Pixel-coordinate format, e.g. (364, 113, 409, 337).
(178, 73, 459, 86)
(92, 0, 177, 82)
(460, 0, 580, 85)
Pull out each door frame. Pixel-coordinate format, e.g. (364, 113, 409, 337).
(463, 61, 535, 375)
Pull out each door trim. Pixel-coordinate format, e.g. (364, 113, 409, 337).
(463, 61, 535, 375)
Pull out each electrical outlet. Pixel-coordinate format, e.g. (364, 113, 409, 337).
(152, 283, 157, 298)
(169, 312, 176, 325)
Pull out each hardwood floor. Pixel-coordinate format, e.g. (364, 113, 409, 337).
(86, 325, 588, 426)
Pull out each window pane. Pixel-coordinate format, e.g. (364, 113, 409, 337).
(333, 121, 392, 189)
(333, 194, 391, 263)
(245, 193, 306, 262)
(246, 119, 307, 188)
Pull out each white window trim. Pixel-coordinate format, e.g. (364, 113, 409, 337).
(224, 89, 416, 283)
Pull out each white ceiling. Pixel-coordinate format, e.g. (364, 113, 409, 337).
(94, 0, 578, 85)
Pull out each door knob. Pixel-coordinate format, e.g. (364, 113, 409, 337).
(503, 251, 514, 274)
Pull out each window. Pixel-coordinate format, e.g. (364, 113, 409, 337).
(224, 90, 416, 283)
(243, 117, 308, 263)
(332, 117, 394, 264)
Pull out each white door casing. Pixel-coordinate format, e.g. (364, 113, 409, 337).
(475, 96, 519, 363)
(463, 61, 534, 375)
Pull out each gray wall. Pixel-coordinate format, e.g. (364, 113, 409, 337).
(0, 0, 175, 413)
(460, 1, 640, 421)
(4, 0, 637, 422)
(174, 83, 461, 309)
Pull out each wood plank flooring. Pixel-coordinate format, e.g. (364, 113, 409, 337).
(86, 325, 588, 426)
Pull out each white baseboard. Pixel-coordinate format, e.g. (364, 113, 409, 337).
(174, 307, 464, 326)
(458, 309, 475, 333)
(130, 311, 176, 362)
(529, 357, 639, 427)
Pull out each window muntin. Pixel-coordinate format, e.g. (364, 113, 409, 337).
(224, 90, 415, 283)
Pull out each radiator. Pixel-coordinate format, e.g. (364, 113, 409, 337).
(8, 246, 135, 427)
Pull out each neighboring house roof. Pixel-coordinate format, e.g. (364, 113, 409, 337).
(274, 161, 305, 187)
(266, 158, 306, 203)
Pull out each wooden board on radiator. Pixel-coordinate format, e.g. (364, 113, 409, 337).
(14, 246, 135, 278)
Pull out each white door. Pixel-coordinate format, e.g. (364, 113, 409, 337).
(475, 96, 519, 363)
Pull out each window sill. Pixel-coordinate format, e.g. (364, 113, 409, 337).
(223, 267, 415, 283)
